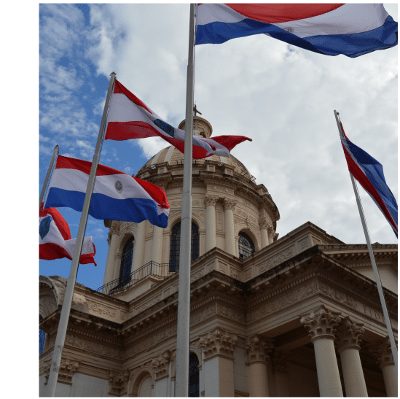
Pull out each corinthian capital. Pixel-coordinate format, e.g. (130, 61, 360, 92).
(224, 198, 237, 210)
(199, 328, 237, 360)
(152, 350, 171, 380)
(246, 335, 273, 364)
(300, 306, 341, 341)
(336, 317, 364, 351)
(204, 195, 219, 207)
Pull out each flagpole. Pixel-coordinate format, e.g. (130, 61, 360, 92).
(334, 110, 398, 370)
(46, 72, 116, 396)
(175, 4, 196, 397)
(39, 144, 59, 207)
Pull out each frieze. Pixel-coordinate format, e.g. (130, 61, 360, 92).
(216, 302, 245, 324)
(87, 301, 118, 320)
(65, 334, 120, 358)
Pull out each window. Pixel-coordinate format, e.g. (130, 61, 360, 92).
(188, 352, 200, 397)
(238, 232, 255, 260)
(169, 221, 199, 272)
(119, 238, 134, 285)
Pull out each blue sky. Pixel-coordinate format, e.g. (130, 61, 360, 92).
(38, 3, 398, 293)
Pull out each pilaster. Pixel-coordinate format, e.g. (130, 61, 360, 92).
(223, 198, 237, 256)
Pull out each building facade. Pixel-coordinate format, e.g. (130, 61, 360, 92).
(39, 117, 398, 396)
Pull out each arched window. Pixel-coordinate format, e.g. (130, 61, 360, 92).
(238, 232, 255, 260)
(169, 221, 199, 272)
(119, 238, 134, 285)
(188, 352, 200, 397)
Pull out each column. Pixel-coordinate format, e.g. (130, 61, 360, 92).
(133, 221, 145, 271)
(273, 351, 290, 397)
(151, 225, 163, 265)
(258, 217, 270, 248)
(204, 195, 218, 252)
(246, 335, 273, 396)
(103, 224, 120, 285)
(371, 337, 398, 397)
(223, 198, 237, 256)
(336, 317, 368, 397)
(300, 306, 343, 397)
(199, 328, 237, 397)
(152, 351, 171, 397)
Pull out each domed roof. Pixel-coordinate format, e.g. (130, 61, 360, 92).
(139, 145, 252, 179)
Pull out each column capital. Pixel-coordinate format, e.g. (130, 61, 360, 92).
(58, 359, 79, 385)
(152, 350, 171, 380)
(300, 306, 342, 341)
(223, 198, 237, 210)
(199, 328, 237, 360)
(108, 369, 130, 396)
(204, 195, 219, 207)
(246, 335, 274, 364)
(336, 317, 364, 352)
(367, 337, 396, 368)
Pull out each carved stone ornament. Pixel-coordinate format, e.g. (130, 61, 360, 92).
(109, 370, 130, 396)
(223, 198, 237, 211)
(58, 359, 79, 385)
(152, 350, 171, 380)
(204, 195, 219, 207)
(300, 306, 342, 341)
(258, 217, 270, 231)
(335, 317, 365, 352)
(367, 337, 396, 368)
(199, 328, 238, 360)
(246, 335, 273, 364)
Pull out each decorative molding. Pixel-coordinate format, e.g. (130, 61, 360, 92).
(300, 306, 342, 341)
(199, 328, 238, 360)
(58, 359, 79, 385)
(152, 350, 171, 380)
(336, 317, 364, 352)
(109, 370, 130, 396)
(246, 335, 273, 364)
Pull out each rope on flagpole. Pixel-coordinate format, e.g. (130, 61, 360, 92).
(334, 110, 398, 371)
(46, 72, 116, 396)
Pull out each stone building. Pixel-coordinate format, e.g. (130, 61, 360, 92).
(39, 117, 398, 396)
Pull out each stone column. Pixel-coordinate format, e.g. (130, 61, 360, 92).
(300, 306, 343, 397)
(336, 317, 368, 397)
(273, 351, 290, 397)
(199, 328, 237, 397)
(204, 196, 218, 252)
(133, 221, 145, 271)
(259, 217, 270, 248)
(152, 351, 171, 397)
(223, 199, 237, 256)
(151, 225, 163, 265)
(103, 224, 120, 285)
(371, 337, 398, 397)
(246, 335, 273, 396)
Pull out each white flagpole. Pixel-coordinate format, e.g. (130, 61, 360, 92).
(175, 4, 196, 397)
(39, 144, 59, 207)
(334, 110, 398, 370)
(46, 72, 117, 396)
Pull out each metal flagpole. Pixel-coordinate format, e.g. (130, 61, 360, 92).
(334, 110, 398, 370)
(175, 4, 196, 397)
(39, 144, 59, 207)
(46, 72, 117, 396)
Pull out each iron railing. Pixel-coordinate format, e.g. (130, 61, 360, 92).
(96, 261, 173, 295)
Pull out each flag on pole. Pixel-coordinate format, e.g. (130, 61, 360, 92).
(45, 155, 170, 228)
(340, 130, 398, 236)
(105, 79, 251, 159)
(195, 4, 398, 57)
(39, 205, 96, 264)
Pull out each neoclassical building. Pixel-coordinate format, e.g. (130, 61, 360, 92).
(39, 117, 398, 397)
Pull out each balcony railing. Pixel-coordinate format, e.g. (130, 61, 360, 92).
(96, 261, 173, 295)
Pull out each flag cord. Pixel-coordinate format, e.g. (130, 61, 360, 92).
(175, 3, 196, 397)
(46, 72, 117, 396)
(334, 110, 398, 371)
(39, 144, 59, 208)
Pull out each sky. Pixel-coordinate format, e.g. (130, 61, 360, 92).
(1, 1, 397, 396)
(36, 3, 398, 293)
